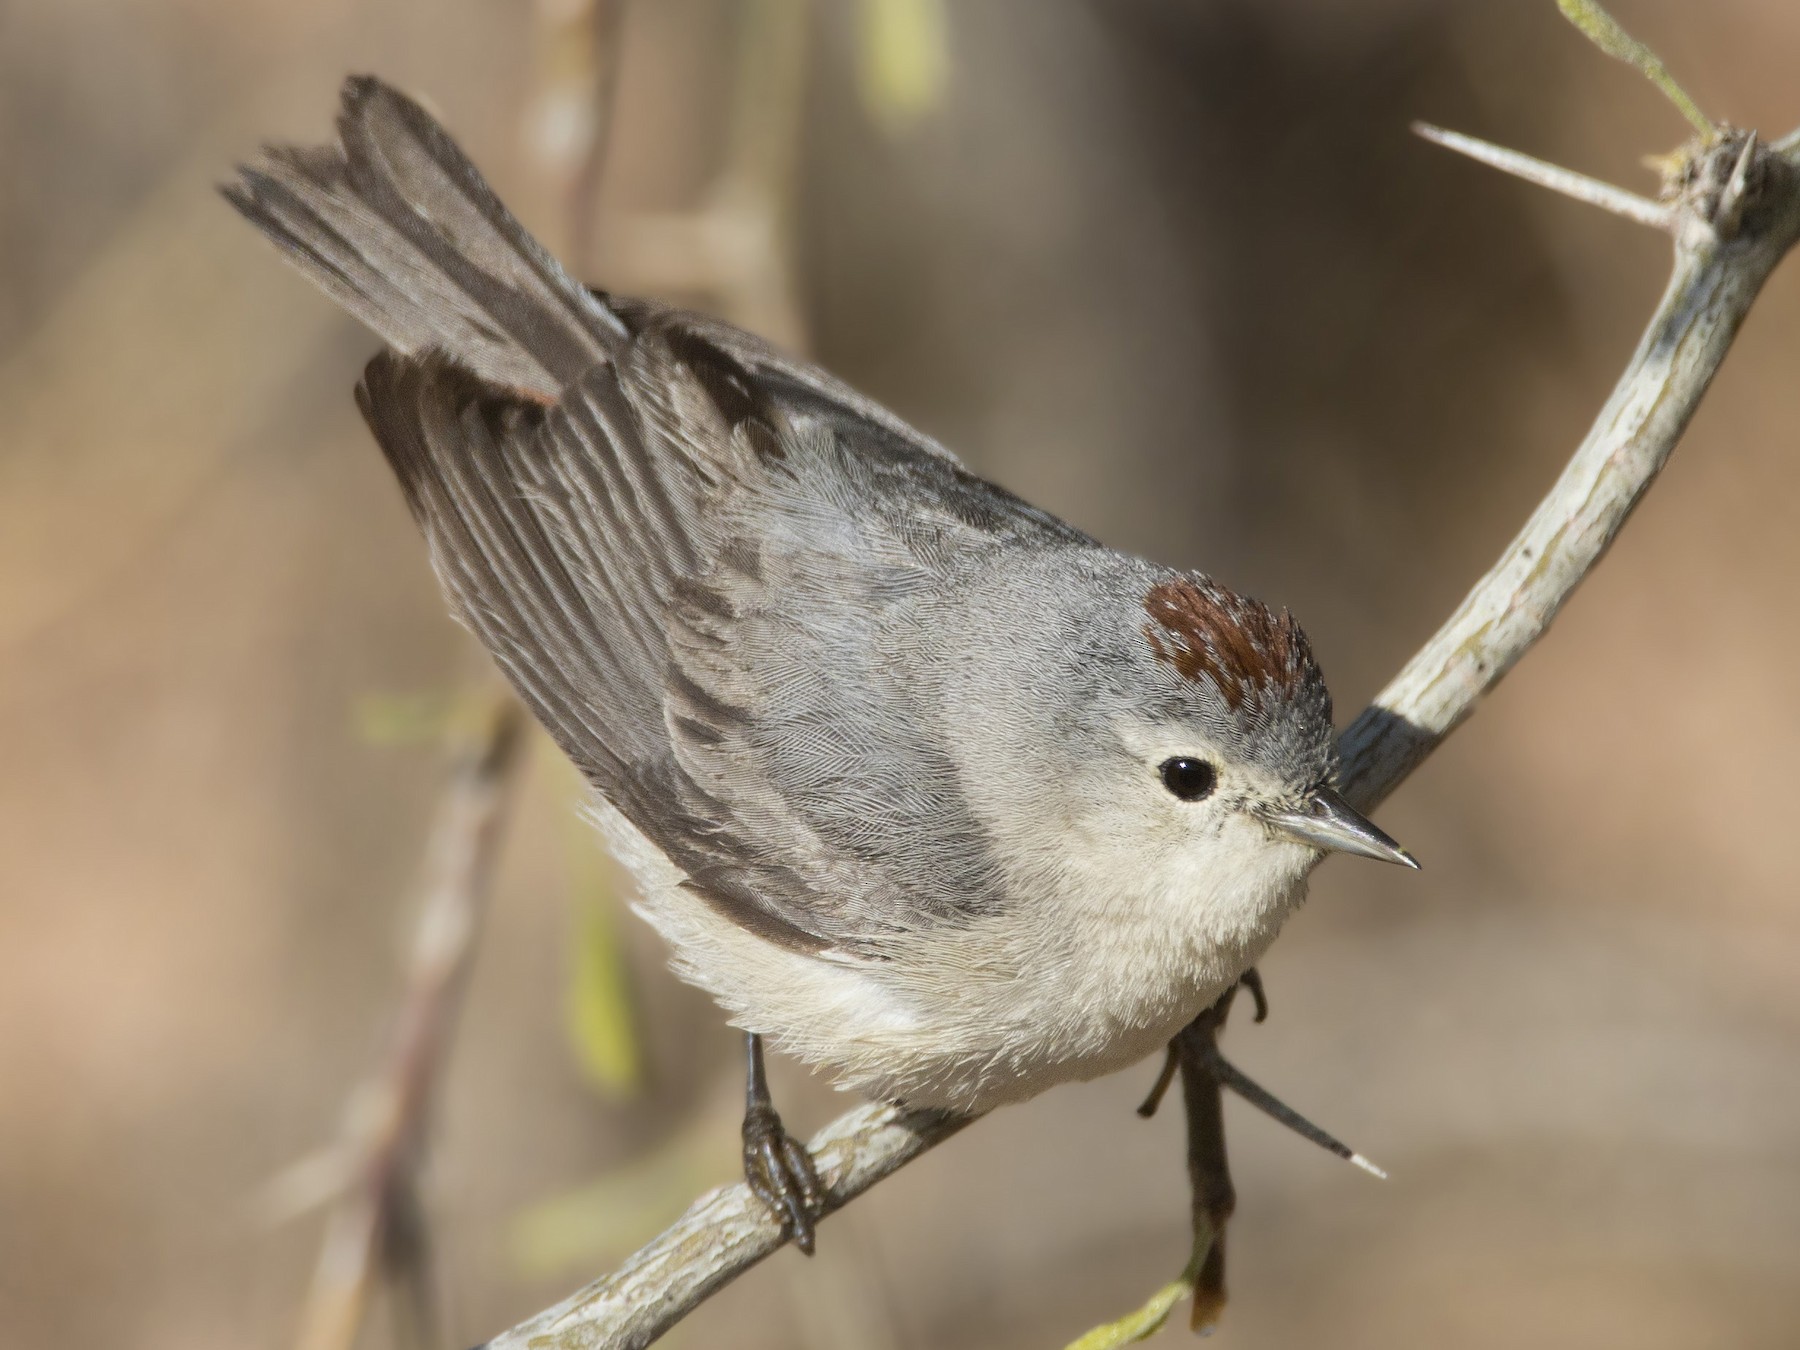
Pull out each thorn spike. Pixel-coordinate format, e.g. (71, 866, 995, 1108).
(1413, 122, 1674, 232)
(1204, 1046, 1387, 1182)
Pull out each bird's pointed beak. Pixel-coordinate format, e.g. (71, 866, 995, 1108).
(1262, 787, 1420, 869)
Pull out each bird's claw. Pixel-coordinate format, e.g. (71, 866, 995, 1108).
(1238, 967, 1269, 1024)
(742, 1101, 826, 1254)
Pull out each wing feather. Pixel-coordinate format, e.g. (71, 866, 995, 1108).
(236, 78, 1092, 955)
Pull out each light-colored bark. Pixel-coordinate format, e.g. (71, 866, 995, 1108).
(1338, 126, 1800, 811)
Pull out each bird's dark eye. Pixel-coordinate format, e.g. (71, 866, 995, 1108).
(1159, 757, 1217, 801)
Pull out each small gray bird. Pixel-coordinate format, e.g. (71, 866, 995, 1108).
(226, 77, 1417, 1252)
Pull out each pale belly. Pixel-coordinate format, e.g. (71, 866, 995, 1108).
(588, 796, 1309, 1114)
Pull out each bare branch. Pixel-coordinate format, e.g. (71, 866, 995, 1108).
(479, 102, 1800, 1350)
(1092, 977, 1379, 1349)
(293, 696, 527, 1350)
(1413, 122, 1673, 230)
(1170, 1007, 1233, 1335)
(1336, 125, 1800, 812)
(487, 1103, 968, 1350)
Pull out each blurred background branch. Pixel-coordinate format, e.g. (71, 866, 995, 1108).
(589, 0, 816, 350)
(524, 0, 626, 276)
(272, 694, 526, 1350)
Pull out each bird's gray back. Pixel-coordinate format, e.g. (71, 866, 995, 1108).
(364, 300, 1091, 955)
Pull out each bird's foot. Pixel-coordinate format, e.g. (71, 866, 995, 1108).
(741, 1099, 826, 1254)
(740, 1031, 826, 1253)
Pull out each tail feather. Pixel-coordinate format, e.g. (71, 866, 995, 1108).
(223, 76, 623, 399)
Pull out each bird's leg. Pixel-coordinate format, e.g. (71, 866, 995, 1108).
(740, 1032, 826, 1255)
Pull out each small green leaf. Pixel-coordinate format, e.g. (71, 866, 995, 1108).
(1062, 1242, 1209, 1350)
(857, 0, 949, 137)
(1555, 0, 1714, 137)
(561, 768, 644, 1098)
(567, 882, 644, 1096)
(1062, 1278, 1192, 1350)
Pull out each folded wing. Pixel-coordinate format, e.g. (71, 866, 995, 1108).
(230, 77, 1089, 954)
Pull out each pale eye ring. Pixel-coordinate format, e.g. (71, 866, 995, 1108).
(1159, 757, 1217, 802)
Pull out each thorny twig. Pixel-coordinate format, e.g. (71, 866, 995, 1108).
(479, 26, 1800, 1350)
(1336, 123, 1798, 810)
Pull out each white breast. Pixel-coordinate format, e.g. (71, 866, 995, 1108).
(587, 793, 1313, 1112)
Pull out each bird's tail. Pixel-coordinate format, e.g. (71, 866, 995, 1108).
(222, 75, 624, 400)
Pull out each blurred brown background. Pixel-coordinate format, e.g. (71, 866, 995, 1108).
(4, 2, 1800, 1347)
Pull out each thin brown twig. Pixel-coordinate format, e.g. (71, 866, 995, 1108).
(291, 696, 527, 1350)
(1171, 1000, 1236, 1334)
